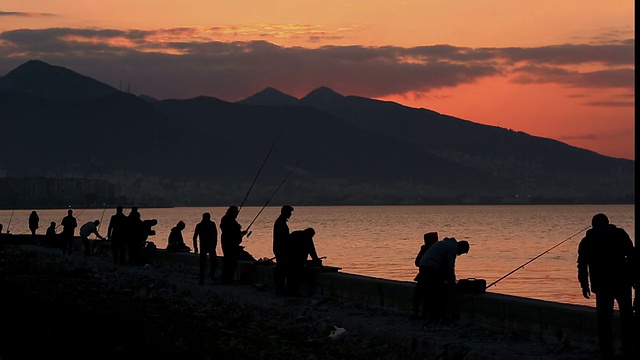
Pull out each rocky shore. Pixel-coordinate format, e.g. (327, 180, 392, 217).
(0, 241, 599, 360)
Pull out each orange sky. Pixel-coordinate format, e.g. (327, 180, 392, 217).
(0, 0, 634, 159)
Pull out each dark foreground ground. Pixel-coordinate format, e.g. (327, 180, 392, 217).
(0, 241, 604, 360)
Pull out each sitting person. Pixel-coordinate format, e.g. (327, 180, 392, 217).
(45, 221, 58, 248)
(166, 221, 191, 252)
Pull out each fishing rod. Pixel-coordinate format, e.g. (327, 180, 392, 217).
(97, 203, 107, 232)
(485, 225, 590, 290)
(454, 225, 591, 307)
(245, 158, 301, 236)
(6, 207, 15, 234)
(238, 130, 283, 213)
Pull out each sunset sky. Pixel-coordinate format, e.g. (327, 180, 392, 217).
(0, 1, 634, 160)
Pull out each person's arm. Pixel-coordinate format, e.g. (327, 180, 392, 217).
(577, 238, 590, 298)
(415, 245, 427, 267)
(192, 225, 199, 253)
(307, 238, 320, 262)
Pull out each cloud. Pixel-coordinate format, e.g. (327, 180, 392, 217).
(0, 27, 634, 101)
(0, 11, 56, 17)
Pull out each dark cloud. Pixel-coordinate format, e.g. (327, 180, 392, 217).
(0, 27, 634, 101)
(0, 11, 56, 17)
(584, 101, 634, 107)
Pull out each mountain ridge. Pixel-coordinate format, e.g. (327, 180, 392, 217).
(0, 60, 633, 206)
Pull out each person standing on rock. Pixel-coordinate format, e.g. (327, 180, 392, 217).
(220, 206, 249, 285)
(193, 212, 218, 285)
(273, 205, 293, 295)
(577, 213, 635, 360)
(61, 209, 78, 255)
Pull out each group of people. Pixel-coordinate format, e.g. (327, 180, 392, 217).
(169, 205, 322, 290)
(13, 207, 637, 358)
(32, 206, 157, 265)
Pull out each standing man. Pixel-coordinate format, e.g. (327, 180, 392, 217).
(107, 206, 128, 265)
(79, 220, 105, 256)
(577, 213, 635, 360)
(28, 210, 39, 239)
(219, 206, 249, 285)
(418, 237, 470, 325)
(60, 209, 78, 255)
(193, 212, 218, 285)
(273, 205, 293, 295)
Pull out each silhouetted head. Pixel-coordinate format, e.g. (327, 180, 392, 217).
(93, 220, 100, 226)
(31, 210, 37, 215)
(303, 227, 315, 237)
(202, 212, 211, 221)
(226, 206, 239, 216)
(457, 240, 470, 255)
(591, 213, 609, 229)
(424, 232, 438, 245)
(281, 205, 293, 215)
(116, 206, 123, 214)
(67, 209, 73, 216)
(50, 221, 56, 227)
(177, 221, 185, 230)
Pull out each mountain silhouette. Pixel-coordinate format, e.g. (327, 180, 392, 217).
(238, 87, 299, 106)
(0, 60, 119, 100)
(0, 60, 634, 206)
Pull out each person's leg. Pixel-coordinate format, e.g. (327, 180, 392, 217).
(274, 258, 286, 295)
(615, 286, 634, 359)
(595, 291, 615, 360)
(209, 249, 217, 281)
(199, 251, 207, 284)
(111, 240, 119, 264)
(82, 236, 91, 256)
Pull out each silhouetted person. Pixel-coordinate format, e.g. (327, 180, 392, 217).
(107, 206, 128, 265)
(418, 237, 470, 325)
(286, 227, 321, 296)
(193, 212, 218, 285)
(220, 206, 249, 285)
(412, 231, 439, 320)
(126, 209, 143, 265)
(45, 221, 57, 247)
(61, 209, 78, 255)
(577, 213, 635, 360)
(166, 220, 190, 252)
(28, 210, 39, 239)
(79, 220, 105, 256)
(273, 205, 293, 295)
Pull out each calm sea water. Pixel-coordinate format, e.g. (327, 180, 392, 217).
(1, 205, 634, 307)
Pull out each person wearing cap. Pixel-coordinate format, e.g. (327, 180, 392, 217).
(577, 213, 635, 360)
(273, 205, 294, 295)
(418, 236, 470, 324)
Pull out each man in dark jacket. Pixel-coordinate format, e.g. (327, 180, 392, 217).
(107, 206, 128, 265)
(577, 213, 635, 360)
(285, 227, 321, 296)
(273, 205, 293, 295)
(193, 212, 218, 285)
(220, 206, 249, 285)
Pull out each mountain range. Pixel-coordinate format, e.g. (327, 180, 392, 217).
(0, 60, 634, 206)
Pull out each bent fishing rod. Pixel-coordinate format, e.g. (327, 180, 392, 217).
(244, 158, 301, 237)
(238, 130, 283, 213)
(485, 225, 590, 290)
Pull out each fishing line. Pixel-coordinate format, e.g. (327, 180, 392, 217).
(6, 208, 15, 234)
(485, 225, 590, 289)
(245, 158, 301, 235)
(454, 225, 591, 307)
(97, 203, 107, 231)
(239, 130, 283, 213)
